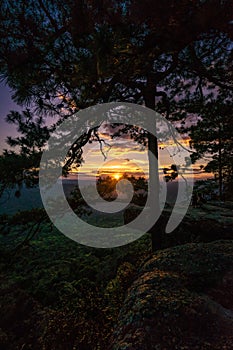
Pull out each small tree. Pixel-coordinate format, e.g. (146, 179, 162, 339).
(190, 98, 233, 200)
(0, 110, 53, 196)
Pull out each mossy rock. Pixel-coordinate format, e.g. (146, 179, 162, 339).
(110, 240, 233, 350)
(124, 204, 233, 248)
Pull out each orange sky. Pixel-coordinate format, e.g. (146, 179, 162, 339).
(70, 134, 211, 181)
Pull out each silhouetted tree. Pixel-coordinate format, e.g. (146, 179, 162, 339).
(0, 0, 232, 249)
(190, 97, 233, 200)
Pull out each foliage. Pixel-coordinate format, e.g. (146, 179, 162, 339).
(0, 0, 232, 251)
(163, 164, 178, 182)
(5, 109, 53, 154)
(0, 214, 151, 349)
(193, 178, 219, 198)
(0, 203, 233, 348)
(0, 3, 232, 348)
(0, 110, 55, 197)
(68, 174, 148, 208)
(189, 97, 233, 198)
(0, 0, 232, 163)
(0, 150, 39, 197)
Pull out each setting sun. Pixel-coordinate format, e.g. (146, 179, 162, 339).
(113, 173, 121, 180)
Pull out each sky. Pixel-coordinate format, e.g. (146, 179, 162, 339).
(0, 81, 22, 151)
(0, 81, 210, 181)
(74, 127, 206, 181)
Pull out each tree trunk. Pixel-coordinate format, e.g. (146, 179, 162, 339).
(144, 75, 163, 251)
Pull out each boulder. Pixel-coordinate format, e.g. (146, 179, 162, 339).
(110, 241, 233, 349)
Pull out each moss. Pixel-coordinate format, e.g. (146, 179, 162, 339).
(0, 216, 151, 350)
(111, 241, 233, 350)
(1, 206, 233, 349)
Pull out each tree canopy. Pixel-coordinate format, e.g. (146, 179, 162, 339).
(0, 0, 232, 249)
(1, 0, 232, 174)
(189, 97, 233, 199)
(0, 0, 232, 114)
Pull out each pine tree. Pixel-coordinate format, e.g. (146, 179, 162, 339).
(0, 0, 232, 249)
(190, 97, 233, 200)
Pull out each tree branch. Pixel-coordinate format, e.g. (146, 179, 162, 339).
(189, 45, 233, 91)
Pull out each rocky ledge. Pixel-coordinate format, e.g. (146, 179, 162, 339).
(110, 240, 233, 350)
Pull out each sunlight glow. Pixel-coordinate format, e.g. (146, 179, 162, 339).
(113, 173, 121, 180)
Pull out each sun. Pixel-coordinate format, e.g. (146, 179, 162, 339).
(113, 173, 121, 180)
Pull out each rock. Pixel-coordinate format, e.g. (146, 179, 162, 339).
(124, 204, 233, 248)
(110, 241, 233, 350)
